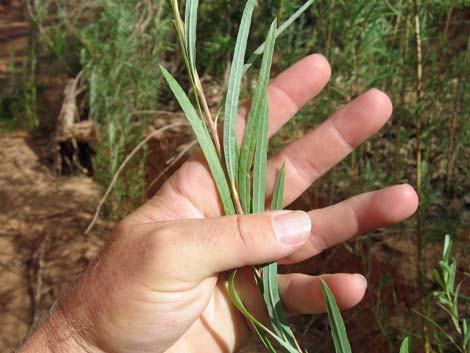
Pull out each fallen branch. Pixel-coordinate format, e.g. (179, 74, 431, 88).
(55, 120, 96, 144)
(55, 71, 85, 139)
(54, 71, 93, 175)
(85, 122, 187, 234)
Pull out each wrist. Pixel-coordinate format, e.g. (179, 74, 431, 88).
(17, 303, 101, 353)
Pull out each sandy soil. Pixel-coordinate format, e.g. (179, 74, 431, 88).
(0, 131, 108, 351)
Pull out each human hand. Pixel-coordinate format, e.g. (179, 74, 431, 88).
(19, 54, 418, 353)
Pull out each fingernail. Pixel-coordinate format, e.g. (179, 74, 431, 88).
(272, 211, 311, 245)
(356, 274, 368, 287)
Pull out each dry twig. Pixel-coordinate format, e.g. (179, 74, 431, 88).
(85, 122, 187, 234)
(142, 139, 197, 202)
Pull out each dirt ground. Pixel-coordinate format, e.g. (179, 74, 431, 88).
(0, 131, 108, 351)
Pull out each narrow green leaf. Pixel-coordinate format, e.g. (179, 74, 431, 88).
(432, 269, 444, 289)
(243, 0, 316, 74)
(238, 19, 277, 213)
(228, 270, 300, 353)
(252, 95, 269, 213)
(217, 0, 317, 142)
(443, 234, 452, 261)
(240, 173, 252, 214)
(160, 66, 235, 215)
(223, 0, 256, 188)
(463, 319, 470, 348)
(253, 324, 278, 353)
(271, 164, 286, 211)
(321, 279, 352, 353)
(453, 282, 462, 321)
(412, 309, 460, 350)
(263, 262, 298, 350)
(184, 0, 199, 72)
(399, 337, 409, 353)
(262, 164, 297, 351)
(449, 260, 457, 290)
(171, 0, 204, 119)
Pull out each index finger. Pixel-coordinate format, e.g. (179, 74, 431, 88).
(235, 54, 331, 143)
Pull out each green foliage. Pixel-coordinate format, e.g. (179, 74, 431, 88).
(6, 0, 171, 216)
(162, 2, 345, 352)
(262, 166, 295, 349)
(160, 65, 235, 215)
(223, 0, 256, 190)
(78, 0, 170, 218)
(238, 18, 277, 213)
(5, 0, 469, 350)
(426, 235, 470, 353)
(399, 337, 410, 353)
(321, 279, 352, 353)
(0, 88, 31, 130)
(228, 270, 301, 353)
(184, 0, 199, 73)
(30, 0, 171, 218)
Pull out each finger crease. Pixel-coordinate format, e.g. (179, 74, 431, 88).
(282, 150, 321, 186)
(279, 275, 294, 313)
(309, 219, 330, 254)
(348, 203, 361, 237)
(329, 116, 354, 151)
(270, 81, 300, 117)
(167, 178, 205, 218)
(234, 215, 249, 248)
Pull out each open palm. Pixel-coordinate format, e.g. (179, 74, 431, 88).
(66, 55, 418, 353)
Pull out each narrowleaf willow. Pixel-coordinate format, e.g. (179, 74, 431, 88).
(163, 1, 353, 352)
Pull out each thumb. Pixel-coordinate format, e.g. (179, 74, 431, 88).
(157, 211, 311, 281)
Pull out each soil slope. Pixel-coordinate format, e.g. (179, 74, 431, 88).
(0, 131, 107, 351)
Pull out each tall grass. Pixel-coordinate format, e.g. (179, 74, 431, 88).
(275, 1, 469, 351)
(27, 0, 171, 219)
(79, 0, 170, 219)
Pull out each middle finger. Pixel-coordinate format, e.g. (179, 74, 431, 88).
(266, 88, 393, 206)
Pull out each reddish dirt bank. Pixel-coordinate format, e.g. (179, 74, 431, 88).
(0, 131, 108, 351)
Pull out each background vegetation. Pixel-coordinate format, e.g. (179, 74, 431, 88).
(0, 0, 469, 352)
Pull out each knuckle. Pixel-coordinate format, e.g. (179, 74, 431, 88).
(234, 215, 256, 247)
(309, 225, 329, 255)
(108, 219, 133, 243)
(135, 223, 175, 273)
(147, 223, 174, 254)
(110, 220, 172, 266)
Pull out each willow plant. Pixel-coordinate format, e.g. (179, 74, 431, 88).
(161, 1, 351, 352)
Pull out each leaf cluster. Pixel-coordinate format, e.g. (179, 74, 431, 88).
(162, 1, 355, 352)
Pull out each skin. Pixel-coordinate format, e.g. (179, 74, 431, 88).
(18, 54, 419, 353)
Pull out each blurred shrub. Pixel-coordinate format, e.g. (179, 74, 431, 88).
(78, 0, 170, 219)
(30, 0, 171, 219)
